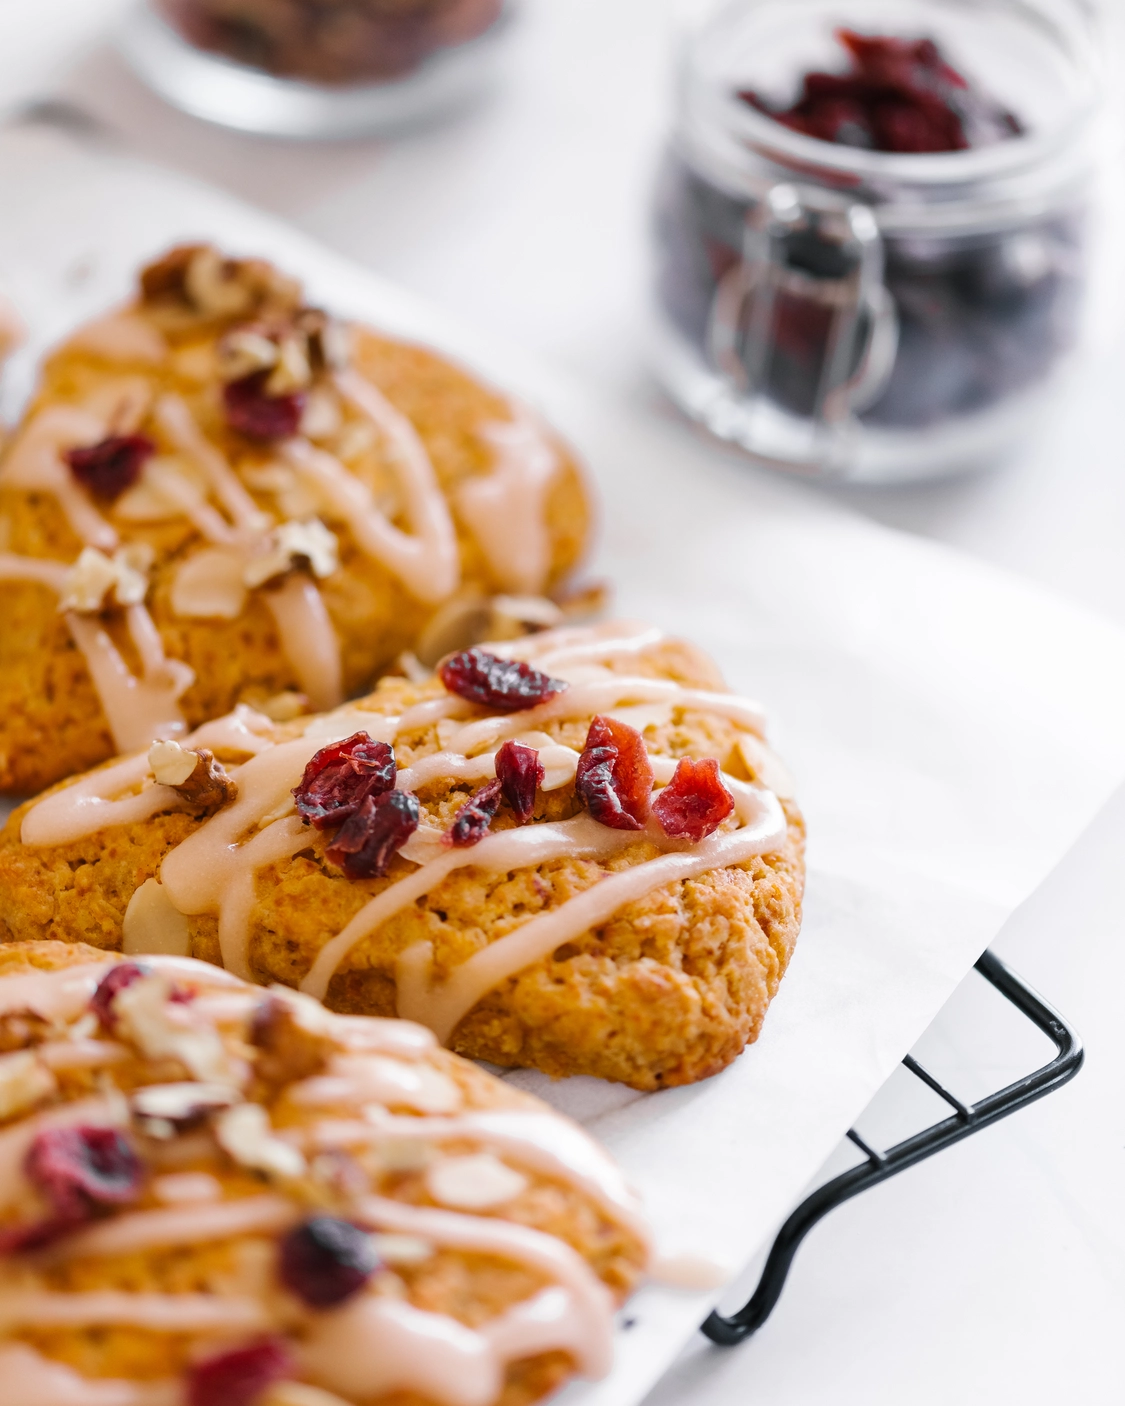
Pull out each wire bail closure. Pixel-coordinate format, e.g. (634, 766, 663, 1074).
(707, 183, 897, 472)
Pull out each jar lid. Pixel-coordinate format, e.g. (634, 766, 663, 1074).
(678, 0, 1105, 235)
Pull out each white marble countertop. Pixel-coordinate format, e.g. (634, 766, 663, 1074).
(1, 2, 1123, 1401)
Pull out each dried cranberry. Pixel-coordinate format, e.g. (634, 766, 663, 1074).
(279, 1215, 378, 1308)
(325, 789, 420, 879)
(445, 779, 503, 848)
(187, 1338, 292, 1406)
(575, 716, 654, 832)
(652, 757, 735, 842)
(90, 962, 149, 1031)
(65, 435, 154, 500)
(293, 732, 397, 830)
(495, 739, 543, 825)
(738, 28, 1020, 155)
(27, 1127, 143, 1222)
(223, 370, 305, 441)
(439, 648, 568, 713)
(0, 1216, 74, 1255)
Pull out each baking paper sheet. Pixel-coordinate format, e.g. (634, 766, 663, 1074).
(1, 123, 1123, 1406)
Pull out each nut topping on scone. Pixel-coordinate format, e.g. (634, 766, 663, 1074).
(0, 942, 648, 1406)
(1, 622, 805, 1090)
(0, 244, 592, 792)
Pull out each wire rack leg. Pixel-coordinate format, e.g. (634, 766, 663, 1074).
(702, 948, 1083, 1345)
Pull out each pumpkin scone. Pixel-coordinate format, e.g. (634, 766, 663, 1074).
(0, 622, 805, 1090)
(0, 939, 649, 1406)
(0, 243, 591, 794)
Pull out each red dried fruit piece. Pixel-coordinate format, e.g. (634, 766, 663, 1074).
(90, 961, 149, 1031)
(325, 789, 420, 879)
(445, 779, 503, 848)
(0, 1216, 74, 1255)
(293, 732, 397, 830)
(439, 648, 568, 713)
(495, 739, 544, 825)
(65, 435, 154, 500)
(652, 757, 735, 842)
(187, 1338, 293, 1406)
(575, 715, 654, 831)
(223, 369, 305, 441)
(279, 1215, 379, 1308)
(738, 28, 1019, 155)
(27, 1126, 143, 1223)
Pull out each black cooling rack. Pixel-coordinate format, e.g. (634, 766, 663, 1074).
(702, 948, 1083, 1344)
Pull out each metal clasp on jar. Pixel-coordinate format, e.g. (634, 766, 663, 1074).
(707, 183, 897, 472)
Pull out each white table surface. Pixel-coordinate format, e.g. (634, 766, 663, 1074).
(2, 2, 1124, 1401)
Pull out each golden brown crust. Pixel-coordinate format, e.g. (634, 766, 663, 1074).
(0, 250, 592, 794)
(0, 637, 804, 1090)
(0, 941, 647, 1403)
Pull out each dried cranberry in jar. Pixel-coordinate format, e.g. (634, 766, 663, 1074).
(652, 756, 735, 842)
(495, 739, 544, 825)
(575, 715, 654, 831)
(89, 961, 149, 1030)
(187, 1338, 293, 1406)
(279, 1215, 379, 1308)
(739, 28, 1021, 155)
(325, 789, 420, 879)
(27, 1127, 143, 1222)
(445, 779, 503, 848)
(293, 732, 397, 830)
(439, 648, 567, 713)
(65, 435, 154, 500)
(223, 369, 305, 441)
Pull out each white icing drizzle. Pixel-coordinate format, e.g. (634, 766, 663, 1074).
(356, 1195, 615, 1377)
(0, 405, 119, 551)
(299, 814, 639, 1002)
(20, 707, 275, 850)
(0, 1343, 177, 1406)
(395, 794, 784, 1042)
(0, 554, 69, 593)
(35, 1040, 129, 1071)
(262, 575, 344, 712)
(0, 966, 113, 1023)
(311, 1109, 650, 1245)
(455, 409, 559, 596)
(0, 1290, 270, 1333)
(443, 675, 767, 759)
(158, 739, 324, 979)
(153, 395, 268, 538)
(52, 1194, 299, 1261)
(284, 435, 459, 607)
(63, 311, 168, 365)
(64, 609, 191, 754)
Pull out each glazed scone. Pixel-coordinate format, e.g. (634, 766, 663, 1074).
(0, 243, 591, 793)
(0, 622, 805, 1090)
(0, 940, 648, 1406)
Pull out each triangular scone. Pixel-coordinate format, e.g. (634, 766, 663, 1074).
(0, 940, 648, 1405)
(0, 623, 805, 1090)
(0, 244, 591, 793)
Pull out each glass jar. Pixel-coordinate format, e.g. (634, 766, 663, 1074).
(120, 0, 513, 137)
(652, 0, 1107, 482)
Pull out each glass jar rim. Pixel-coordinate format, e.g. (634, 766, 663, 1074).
(677, 0, 1106, 219)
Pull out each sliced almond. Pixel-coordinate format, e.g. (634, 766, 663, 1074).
(0, 1050, 56, 1120)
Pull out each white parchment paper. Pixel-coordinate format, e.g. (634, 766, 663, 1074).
(1, 124, 1123, 1406)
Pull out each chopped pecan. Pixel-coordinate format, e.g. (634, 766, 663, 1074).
(0, 1010, 52, 1054)
(250, 997, 331, 1088)
(139, 244, 206, 303)
(150, 743, 237, 813)
(139, 245, 302, 320)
